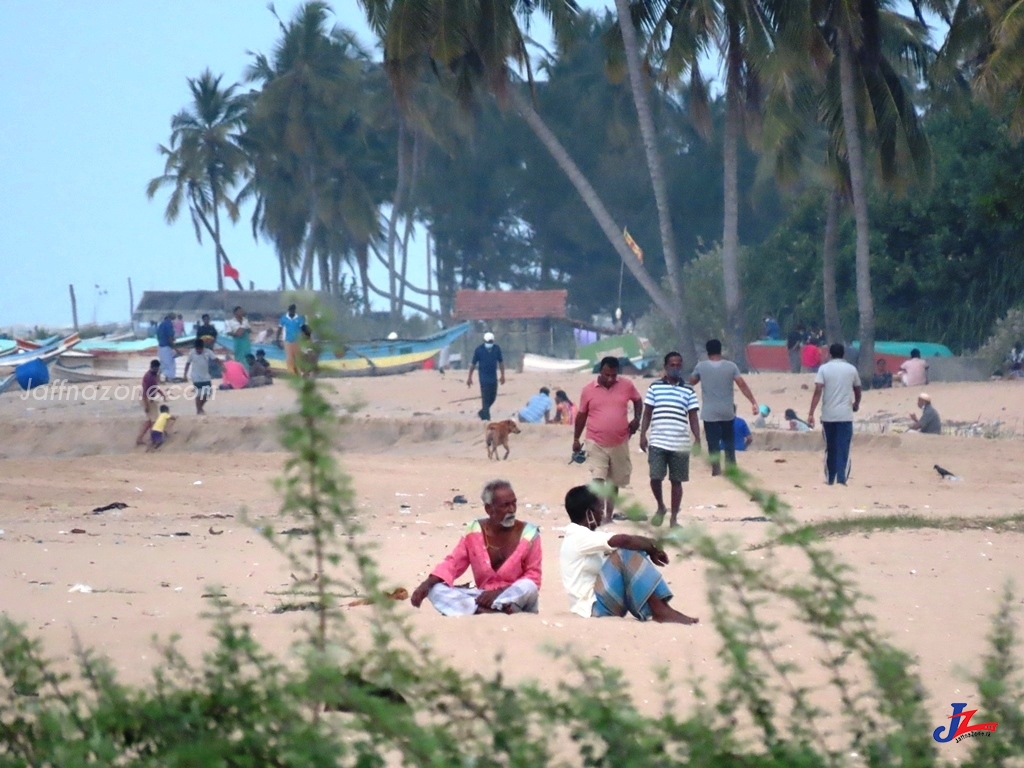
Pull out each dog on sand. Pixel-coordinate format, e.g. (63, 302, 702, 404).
(485, 419, 521, 461)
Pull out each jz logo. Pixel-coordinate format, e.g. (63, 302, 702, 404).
(933, 703, 998, 743)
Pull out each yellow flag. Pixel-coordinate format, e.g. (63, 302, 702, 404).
(623, 227, 644, 263)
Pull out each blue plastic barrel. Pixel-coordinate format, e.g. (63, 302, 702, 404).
(15, 359, 50, 390)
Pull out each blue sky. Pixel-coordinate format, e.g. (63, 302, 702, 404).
(0, 0, 609, 329)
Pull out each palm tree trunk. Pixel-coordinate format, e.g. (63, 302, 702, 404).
(354, 242, 371, 313)
(838, 29, 875, 381)
(386, 118, 410, 320)
(822, 189, 845, 345)
(508, 87, 697, 362)
(426, 230, 434, 316)
(212, 189, 225, 292)
(722, 40, 747, 370)
(191, 195, 243, 290)
(613, 0, 693, 356)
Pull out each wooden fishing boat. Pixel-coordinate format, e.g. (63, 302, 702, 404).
(745, 340, 954, 373)
(253, 323, 471, 377)
(0, 333, 82, 371)
(521, 353, 591, 374)
(73, 335, 197, 357)
(0, 340, 17, 358)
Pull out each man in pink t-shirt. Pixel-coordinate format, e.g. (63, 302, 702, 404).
(572, 356, 643, 523)
(898, 349, 929, 387)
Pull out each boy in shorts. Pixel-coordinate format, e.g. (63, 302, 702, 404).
(148, 405, 175, 452)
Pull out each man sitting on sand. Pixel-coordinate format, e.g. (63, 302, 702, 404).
(559, 485, 698, 624)
(518, 386, 554, 424)
(898, 349, 929, 387)
(908, 393, 941, 434)
(410, 480, 541, 616)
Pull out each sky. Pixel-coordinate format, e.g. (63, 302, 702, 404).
(0, 0, 611, 330)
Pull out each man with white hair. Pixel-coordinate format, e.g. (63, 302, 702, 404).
(410, 480, 541, 616)
(908, 393, 941, 434)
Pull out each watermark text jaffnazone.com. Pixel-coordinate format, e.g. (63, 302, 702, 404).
(20, 380, 214, 403)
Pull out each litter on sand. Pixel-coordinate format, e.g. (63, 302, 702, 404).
(68, 584, 93, 593)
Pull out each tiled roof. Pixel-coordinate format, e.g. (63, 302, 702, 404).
(453, 290, 568, 321)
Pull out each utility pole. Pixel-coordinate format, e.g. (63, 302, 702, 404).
(68, 284, 79, 332)
(128, 277, 135, 322)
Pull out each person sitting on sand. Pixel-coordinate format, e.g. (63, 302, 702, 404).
(410, 480, 541, 616)
(559, 485, 698, 624)
(244, 353, 273, 387)
(908, 392, 941, 434)
(898, 348, 929, 387)
(518, 387, 554, 424)
(871, 359, 893, 389)
(135, 359, 165, 446)
(148, 404, 175, 452)
(784, 408, 812, 432)
(553, 390, 577, 425)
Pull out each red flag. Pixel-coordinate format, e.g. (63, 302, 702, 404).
(223, 262, 240, 280)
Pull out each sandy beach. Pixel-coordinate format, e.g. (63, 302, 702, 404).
(1, 367, 1021, 749)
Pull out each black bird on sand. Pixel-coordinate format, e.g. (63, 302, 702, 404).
(934, 464, 956, 479)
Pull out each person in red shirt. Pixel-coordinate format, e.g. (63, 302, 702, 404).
(572, 356, 643, 524)
(135, 360, 166, 446)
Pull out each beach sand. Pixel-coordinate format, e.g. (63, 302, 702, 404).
(1, 368, 1021, 750)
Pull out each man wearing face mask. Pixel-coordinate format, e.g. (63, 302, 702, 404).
(467, 331, 505, 421)
(559, 485, 698, 624)
(638, 352, 701, 528)
(410, 480, 542, 616)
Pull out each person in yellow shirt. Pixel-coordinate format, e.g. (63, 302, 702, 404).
(148, 404, 175, 452)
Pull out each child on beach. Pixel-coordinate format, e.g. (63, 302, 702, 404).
(148, 405, 175, 452)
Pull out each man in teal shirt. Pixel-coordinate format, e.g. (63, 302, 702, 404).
(277, 304, 305, 375)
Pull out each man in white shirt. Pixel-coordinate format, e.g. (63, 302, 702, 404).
(559, 485, 698, 624)
(808, 343, 862, 485)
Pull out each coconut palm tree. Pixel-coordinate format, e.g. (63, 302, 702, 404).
(816, 0, 933, 379)
(147, 69, 248, 290)
(359, 0, 697, 357)
(242, 2, 385, 298)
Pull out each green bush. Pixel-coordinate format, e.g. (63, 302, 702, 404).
(1, 361, 1021, 766)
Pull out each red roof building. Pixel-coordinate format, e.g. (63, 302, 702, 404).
(453, 289, 568, 321)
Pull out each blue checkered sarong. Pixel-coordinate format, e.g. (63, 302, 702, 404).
(593, 550, 673, 621)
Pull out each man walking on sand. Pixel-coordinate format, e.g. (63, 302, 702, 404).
(688, 339, 759, 476)
(466, 331, 505, 421)
(156, 313, 177, 382)
(572, 356, 644, 524)
(638, 352, 701, 528)
(277, 303, 305, 375)
(808, 343, 862, 485)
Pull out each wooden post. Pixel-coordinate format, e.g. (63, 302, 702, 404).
(127, 277, 134, 322)
(68, 284, 79, 331)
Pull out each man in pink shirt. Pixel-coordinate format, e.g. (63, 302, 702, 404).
(410, 480, 541, 616)
(572, 356, 644, 524)
(898, 348, 929, 387)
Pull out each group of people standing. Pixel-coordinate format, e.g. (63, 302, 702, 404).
(785, 324, 828, 374)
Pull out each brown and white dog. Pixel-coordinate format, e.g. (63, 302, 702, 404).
(485, 419, 521, 461)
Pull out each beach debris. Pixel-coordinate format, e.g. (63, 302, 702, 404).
(193, 481, 202, 486)
(134, 487, 143, 493)
(171, 532, 191, 537)
(774, 459, 787, 463)
(68, 584, 93, 593)
(0, 530, 4, 536)
(201, 591, 227, 598)
(208, 526, 223, 535)
(346, 587, 410, 607)
(92, 502, 129, 513)
(934, 464, 957, 480)
(452, 495, 468, 504)
(400, 503, 411, 509)
(740, 516, 770, 523)
(190, 513, 232, 519)
(70, 528, 87, 535)
(280, 527, 310, 536)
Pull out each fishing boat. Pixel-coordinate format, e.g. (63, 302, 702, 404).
(0, 340, 17, 358)
(0, 372, 17, 394)
(73, 335, 197, 357)
(745, 340, 954, 373)
(0, 333, 82, 371)
(253, 322, 471, 377)
(521, 353, 591, 374)
(15, 335, 59, 351)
